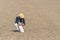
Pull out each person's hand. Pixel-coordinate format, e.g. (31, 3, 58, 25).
(22, 23, 25, 26)
(18, 22, 22, 26)
(18, 22, 24, 26)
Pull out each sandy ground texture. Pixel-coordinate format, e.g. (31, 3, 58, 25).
(0, 0, 60, 40)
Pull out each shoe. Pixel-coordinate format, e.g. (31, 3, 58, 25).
(18, 30, 20, 32)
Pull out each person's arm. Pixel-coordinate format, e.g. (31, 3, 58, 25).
(21, 18, 25, 26)
(23, 18, 25, 25)
(15, 16, 20, 23)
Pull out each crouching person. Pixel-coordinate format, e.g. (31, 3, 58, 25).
(15, 13, 25, 32)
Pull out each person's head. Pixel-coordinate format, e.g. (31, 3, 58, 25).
(19, 13, 24, 18)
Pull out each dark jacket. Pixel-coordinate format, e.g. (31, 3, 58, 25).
(15, 16, 25, 25)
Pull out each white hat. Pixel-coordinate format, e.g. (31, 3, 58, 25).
(19, 13, 24, 18)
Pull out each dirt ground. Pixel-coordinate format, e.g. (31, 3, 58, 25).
(0, 0, 60, 40)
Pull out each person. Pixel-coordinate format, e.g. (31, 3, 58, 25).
(14, 13, 25, 32)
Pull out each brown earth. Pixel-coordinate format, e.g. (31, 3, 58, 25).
(0, 0, 60, 40)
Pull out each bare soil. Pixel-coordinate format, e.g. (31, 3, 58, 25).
(0, 0, 60, 40)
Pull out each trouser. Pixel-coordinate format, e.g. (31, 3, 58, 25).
(15, 23, 24, 32)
